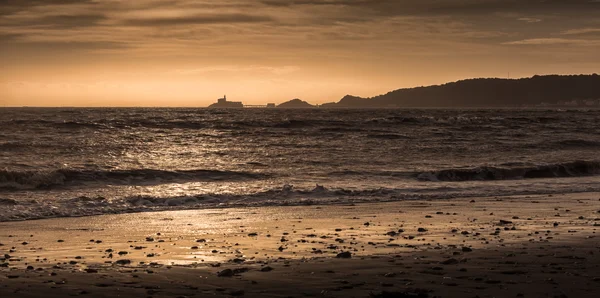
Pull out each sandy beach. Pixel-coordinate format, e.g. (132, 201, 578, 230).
(1, 192, 599, 297)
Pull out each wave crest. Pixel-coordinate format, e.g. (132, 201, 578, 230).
(418, 161, 600, 182)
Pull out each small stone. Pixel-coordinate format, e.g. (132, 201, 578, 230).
(115, 259, 131, 265)
(336, 251, 352, 259)
(217, 269, 234, 277)
(440, 258, 459, 265)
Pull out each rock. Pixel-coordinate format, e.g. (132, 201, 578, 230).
(196, 239, 206, 243)
(217, 269, 234, 277)
(115, 259, 131, 265)
(336, 251, 352, 259)
(260, 266, 273, 272)
(417, 228, 428, 232)
(501, 270, 528, 275)
(370, 290, 429, 298)
(229, 289, 245, 296)
(247, 233, 258, 237)
(499, 220, 513, 225)
(440, 258, 459, 265)
(461, 247, 473, 252)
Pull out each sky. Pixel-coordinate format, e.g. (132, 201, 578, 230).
(1, 0, 599, 107)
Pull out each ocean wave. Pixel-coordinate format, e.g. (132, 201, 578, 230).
(3, 181, 600, 221)
(554, 139, 600, 148)
(418, 161, 600, 182)
(0, 185, 445, 221)
(366, 133, 411, 140)
(327, 170, 410, 177)
(0, 168, 268, 190)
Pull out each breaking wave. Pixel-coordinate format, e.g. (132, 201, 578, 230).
(3, 180, 600, 222)
(418, 161, 600, 182)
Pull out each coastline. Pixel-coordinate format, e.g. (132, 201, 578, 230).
(2, 192, 599, 297)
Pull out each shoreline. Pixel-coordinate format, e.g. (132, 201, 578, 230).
(2, 184, 600, 223)
(1, 192, 599, 297)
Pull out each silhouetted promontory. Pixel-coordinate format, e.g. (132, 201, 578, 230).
(325, 74, 600, 108)
(277, 98, 315, 108)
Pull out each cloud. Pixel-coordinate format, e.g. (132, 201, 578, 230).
(121, 13, 275, 26)
(517, 17, 541, 23)
(260, 0, 600, 17)
(1, 1, 599, 67)
(0, 0, 98, 16)
(0, 32, 25, 41)
(503, 38, 599, 45)
(561, 28, 600, 35)
(1, 14, 108, 29)
(173, 65, 300, 75)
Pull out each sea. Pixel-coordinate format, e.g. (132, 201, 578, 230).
(1, 108, 599, 221)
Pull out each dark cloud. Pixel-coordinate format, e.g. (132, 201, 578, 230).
(122, 14, 275, 26)
(0, 14, 108, 29)
(0, 40, 130, 51)
(0, 32, 24, 41)
(0, 0, 98, 16)
(261, 0, 600, 16)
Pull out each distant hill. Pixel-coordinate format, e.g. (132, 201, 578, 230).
(277, 98, 315, 108)
(325, 74, 600, 108)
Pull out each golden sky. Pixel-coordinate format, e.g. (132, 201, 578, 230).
(1, 0, 599, 106)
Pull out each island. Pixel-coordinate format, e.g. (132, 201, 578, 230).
(208, 95, 244, 108)
(277, 98, 315, 108)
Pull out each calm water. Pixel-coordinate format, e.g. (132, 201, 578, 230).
(1, 108, 599, 221)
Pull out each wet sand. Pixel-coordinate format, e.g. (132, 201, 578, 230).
(1, 192, 599, 297)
